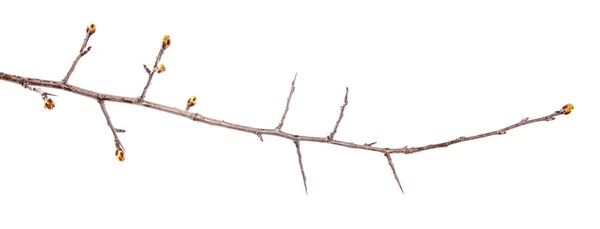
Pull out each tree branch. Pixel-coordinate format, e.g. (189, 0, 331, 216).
(275, 73, 297, 130)
(294, 140, 308, 195)
(62, 24, 95, 84)
(98, 99, 126, 161)
(137, 35, 170, 101)
(385, 152, 404, 194)
(0, 72, 573, 156)
(327, 87, 349, 141)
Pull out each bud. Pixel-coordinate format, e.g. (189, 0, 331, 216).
(162, 35, 171, 49)
(186, 96, 197, 111)
(157, 64, 166, 73)
(115, 148, 125, 162)
(562, 103, 574, 115)
(86, 23, 96, 35)
(44, 98, 55, 110)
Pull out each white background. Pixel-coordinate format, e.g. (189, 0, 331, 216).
(1, 0, 599, 228)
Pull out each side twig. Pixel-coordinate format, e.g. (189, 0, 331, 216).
(62, 24, 96, 84)
(327, 87, 349, 141)
(294, 140, 308, 195)
(98, 99, 126, 161)
(385, 151, 404, 194)
(275, 73, 297, 130)
(138, 35, 170, 101)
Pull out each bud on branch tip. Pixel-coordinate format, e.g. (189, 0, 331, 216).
(86, 23, 96, 35)
(162, 35, 171, 50)
(115, 148, 125, 162)
(562, 103, 574, 115)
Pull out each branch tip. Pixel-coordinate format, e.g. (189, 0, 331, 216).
(327, 87, 350, 140)
(275, 73, 298, 130)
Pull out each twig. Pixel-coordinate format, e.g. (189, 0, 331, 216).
(62, 24, 95, 84)
(98, 99, 125, 152)
(0, 72, 573, 156)
(327, 87, 349, 141)
(385, 151, 404, 194)
(138, 35, 170, 101)
(294, 140, 308, 195)
(275, 73, 297, 130)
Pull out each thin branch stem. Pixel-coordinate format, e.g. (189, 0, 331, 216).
(327, 87, 349, 141)
(138, 47, 165, 101)
(1, 72, 570, 156)
(62, 33, 93, 84)
(294, 140, 308, 195)
(385, 152, 404, 194)
(98, 99, 125, 151)
(275, 73, 297, 130)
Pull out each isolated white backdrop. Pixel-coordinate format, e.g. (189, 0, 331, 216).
(0, 0, 598, 228)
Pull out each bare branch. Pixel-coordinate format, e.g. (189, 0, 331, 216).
(275, 73, 297, 130)
(98, 99, 126, 153)
(327, 87, 349, 141)
(385, 152, 404, 194)
(138, 35, 170, 101)
(0, 72, 573, 156)
(294, 140, 308, 195)
(62, 24, 95, 84)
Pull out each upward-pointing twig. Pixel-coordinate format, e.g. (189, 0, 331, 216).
(275, 73, 298, 130)
(138, 35, 170, 102)
(62, 24, 95, 84)
(327, 87, 349, 141)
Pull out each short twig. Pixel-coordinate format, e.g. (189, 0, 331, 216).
(364, 141, 377, 146)
(62, 26, 94, 84)
(327, 87, 349, 141)
(385, 151, 404, 194)
(275, 73, 298, 130)
(137, 46, 166, 101)
(98, 99, 125, 152)
(294, 140, 308, 195)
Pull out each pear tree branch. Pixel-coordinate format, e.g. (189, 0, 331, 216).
(0, 24, 575, 194)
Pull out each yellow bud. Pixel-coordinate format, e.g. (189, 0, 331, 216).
(44, 98, 55, 110)
(562, 103, 574, 115)
(115, 148, 125, 162)
(186, 96, 197, 110)
(162, 35, 171, 49)
(86, 23, 96, 35)
(157, 64, 166, 73)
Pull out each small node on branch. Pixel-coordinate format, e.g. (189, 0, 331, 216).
(115, 148, 125, 162)
(561, 103, 574, 115)
(143, 64, 151, 74)
(364, 141, 377, 146)
(186, 96, 197, 111)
